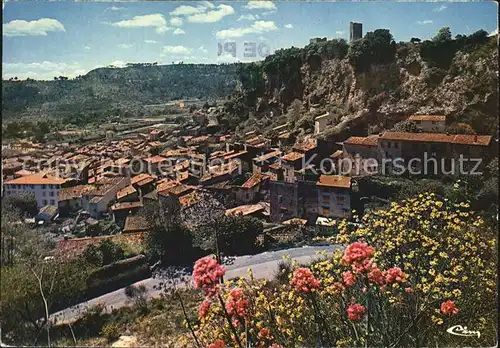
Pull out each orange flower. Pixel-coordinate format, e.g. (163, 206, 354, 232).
(291, 267, 320, 293)
(440, 300, 459, 316)
(347, 303, 366, 321)
(342, 242, 374, 265)
(207, 339, 225, 348)
(343, 271, 356, 287)
(193, 256, 226, 297)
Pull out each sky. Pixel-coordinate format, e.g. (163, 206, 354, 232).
(2, 0, 498, 80)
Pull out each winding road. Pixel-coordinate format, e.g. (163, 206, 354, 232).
(50, 245, 340, 325)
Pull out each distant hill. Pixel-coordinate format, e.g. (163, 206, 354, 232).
(1, 63, 239, 119)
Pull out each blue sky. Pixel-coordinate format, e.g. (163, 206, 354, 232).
(2, 1, 498, 80)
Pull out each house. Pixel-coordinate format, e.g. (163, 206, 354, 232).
(316, 175, 352, 219)
(81, 177, 130, 219)
(110, 201, 144, 223)
(314, 112, 333, 135)
(341, 135, 380, 176)
(130, 173, 155, 196)
(116, 185, 139, 202)
(378, 131, 493, 174)
(58, 184, 94, 215)
(269, 179, 318, 223)
(408, 115, 446, 132)
(235, 173, 269, 204)
(3, 173, 66, 209)
(35, 205, 59, 224)
(123, 215, 151, 233)
(225, 203, 266, 219)
(252, 150, 282, 174)
(280, 152, 304, 183)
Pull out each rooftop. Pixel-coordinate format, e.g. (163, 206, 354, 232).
(116, 185, 137, 200)
(131, 173, 154, 185)
(143, 155, 168, 164)
(59, 185, 94, 201)
(56, 233, 146, 258)
(315, 112, 330, 120)
(178, 191, 201, 208)
(241, 173, 269, 189)
(380, 132, 492, 146)
(316, 175, 351, 189)
(344, 135, 379, 147)
(282, 218, 308, 225)
(225, 204, 264, 216)
(111, 201, 143, 211)
(5, 172, 66, 185)
(253, 150, 282, 163)
(281, 152, 304, 162)
(408, 115, 446, 122)
(123, 215, 150, 233)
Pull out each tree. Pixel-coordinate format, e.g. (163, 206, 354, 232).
(2, 191, 38, 217)
(391, 120, 421, 133)
(124, 284, 148, 312)
(410, 37, 421, 44)
(433, 27, 452, 42)
(143, 201, 195, 265)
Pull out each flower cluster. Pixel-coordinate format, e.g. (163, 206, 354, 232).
(342, 242, 374, 265)
(440, 300, 459, 316)
(225, 287, 249, 318)
(193, 256, 226, 297)
(347, 303, 366, 321)
(291, 267, 320, 293)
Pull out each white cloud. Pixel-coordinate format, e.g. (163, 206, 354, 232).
(3, 18, 65, 37)
(84, 46, 91, 50)
(284, 24, 293, 29)
(173, 28, 185, 35)
(198, 45, 208, 53)
(111, 13, 169, 34)
(144, 39, 159, 44)
(109, 6, 124, 11)
(170, 2, 214, 16)
(433, 4, 447, 12)
(336, 30, 345, 35)
(162, 45, 192, 55)
(187, 4, 234, 23)
(117, 43, 133, 49)
(488, 28, 498, 37)
(170, 17, 183, 26)
(216, 20, 278, 39)
(238, 14, 258, 21)
(417, 20, 433, 25)
(215, 21, 278, 39)
(244, 1, 276, 11)
(2, 61, 86, 80)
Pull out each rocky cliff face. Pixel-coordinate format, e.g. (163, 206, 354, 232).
(225, 34, 498, 138)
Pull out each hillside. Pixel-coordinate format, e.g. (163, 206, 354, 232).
(2, 64, 239, 120)
(222, 28, 498, 139)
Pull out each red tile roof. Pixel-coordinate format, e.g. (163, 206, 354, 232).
(143, 155, 168, 164)
(5, 173, 66, 185)
(344, 135, 379, 147)
(59, 185, 94, 201)
(408, 115, 446, 122)
(131, 173, 154, 185)
(241, 173, 269, 189)
(281, 152, 304, 162)
(380, 132, 492, 146)
(116, 185, 137, 200)
(225, 204, 264, 216)
(111, 201, 143, 211)
(316, 175, 351, 189)
(123, 215, 151, 233)
(253, 150, 282, 163)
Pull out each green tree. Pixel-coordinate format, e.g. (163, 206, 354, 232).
(391, 120, 421, 133)
(2, 191, 38, 217)
(432, 27, 452, 42)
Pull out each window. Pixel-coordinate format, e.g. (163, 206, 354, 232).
(322, 207, 329, 216)
(385, 152, 389, 158)
(42, 184, 46, 189)
(432, 121, 437, 125)
(278, 195, 283, 204)
(43, 199, 48, 205)
(337, 195, 345, 204)
(50, 200, 55, 206)
(415, 120, 421, 125)
(49, 191, 54, 197)
(322, 195, 329, 203)
(42, 192, 46, 197)
(394, 142, 399, 149)
(387, 142, 391, 148)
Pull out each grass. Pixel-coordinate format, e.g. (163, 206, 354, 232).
(51, 289, 203, 347)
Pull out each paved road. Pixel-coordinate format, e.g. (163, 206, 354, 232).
(50, 245, 340, 325)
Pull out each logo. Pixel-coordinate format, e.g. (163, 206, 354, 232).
(446, 325, 480, 338)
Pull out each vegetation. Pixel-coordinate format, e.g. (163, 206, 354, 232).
(191, 194, 496, 347)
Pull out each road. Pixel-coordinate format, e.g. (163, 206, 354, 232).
(50, 245, 340, 325)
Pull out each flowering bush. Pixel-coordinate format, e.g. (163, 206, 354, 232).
(184, 194, 496, 347)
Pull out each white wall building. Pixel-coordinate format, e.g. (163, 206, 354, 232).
(3, 173, 66, 209)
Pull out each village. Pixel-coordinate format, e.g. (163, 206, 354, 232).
(1, 107, 495, 258)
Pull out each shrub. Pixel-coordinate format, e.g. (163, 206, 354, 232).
(189, 194, 496, 347)
(100, 323, 120, 342)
